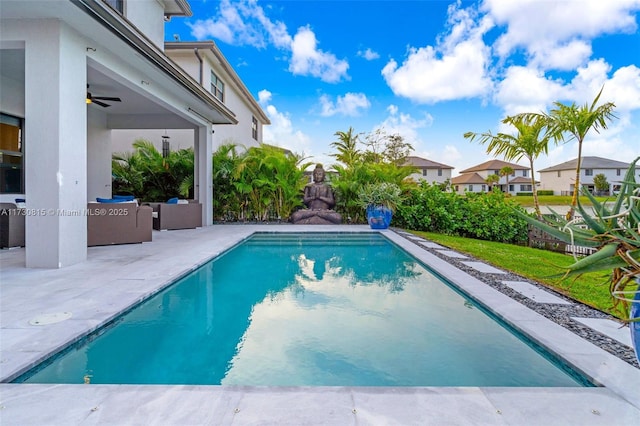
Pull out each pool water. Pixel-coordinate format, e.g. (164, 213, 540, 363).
(19, 233, 589, 386)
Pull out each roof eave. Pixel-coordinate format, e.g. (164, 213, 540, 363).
(73, 0, 236, 125)
(165, 41, 271, 125)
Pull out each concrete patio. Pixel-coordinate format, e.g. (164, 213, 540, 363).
(1, 225, 639, 425)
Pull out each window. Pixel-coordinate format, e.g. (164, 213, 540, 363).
(509, 184, 514, 192)
(0, 113, 23, 194)
(494, 170, 500, 175)
(251, 116, 258, 140)
(617, 169, 621, 176)
(467, 185, 473, 191)
(585, 169, 593, 176)
(557, 170, 561, 177)
(455, 185, 459, 192)
(522, 170, 528, 177)
(103, 0, 124, 13)
(211, 71, 225, 102)
(520, 184, 532, 192)
(422, 169, 427, 176)
(481, 184, 486, 191)
(437, 168, 442, 176)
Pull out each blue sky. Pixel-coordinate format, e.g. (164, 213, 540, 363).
(166, 0, 640, 175)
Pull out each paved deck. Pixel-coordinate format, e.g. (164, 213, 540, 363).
(1, 225, 639, 425)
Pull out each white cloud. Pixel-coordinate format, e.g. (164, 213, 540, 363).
(495, 59, 640, 121)
(289, 26, 349, 83)
(526, 40, 593, 71)
(483, 0, 640, 70)
(382, 2, 493, 103)
(319, 93, 370, 117)
(188, 0, 266, 47)
(371, 105, 433, 153)
(493, 65, 567, 115)
(258, 89, 272, 104)
(565, 60, 640, 112)
(357, 48, 380, 60)
(188, 0, 348, 82)
(258, 90, 313, 157)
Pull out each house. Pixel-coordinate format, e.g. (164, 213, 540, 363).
(112, 40, 270, 153)
(403, 156, 454, 185)
(452, 160, 534, 195)
(538, 156, 638, 195)
(0, 0, 241, 268)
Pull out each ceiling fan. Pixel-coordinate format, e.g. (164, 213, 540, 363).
(86, 85, 121, 108)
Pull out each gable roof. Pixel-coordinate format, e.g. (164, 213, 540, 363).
(460, 159, 528, 173)
(451, 173, 486, 184)
(404, 156, 454, 169)
(539, 156, 631, 172)
(509, 176, 536, 184)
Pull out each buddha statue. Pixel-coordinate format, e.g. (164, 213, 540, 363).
(290, 164, 342, 225)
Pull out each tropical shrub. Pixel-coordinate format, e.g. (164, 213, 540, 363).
(112, 139, 194, 201)
(460, 191, 529, 243)
(593, 173, 609, 194)
(394, 182, 528, 244)
(212, 143, 310, 221)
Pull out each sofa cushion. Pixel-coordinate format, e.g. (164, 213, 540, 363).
(96, 197, 127, 203)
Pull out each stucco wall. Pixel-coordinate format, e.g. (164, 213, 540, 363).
(125, 0, 165, 49)
(540, 167, 632, 194)
(87, 108, 112, 201)
(408, 169, 452, 185)
(168, 49, 263, 149)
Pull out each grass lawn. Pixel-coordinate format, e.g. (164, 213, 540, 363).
(509, 194, 611, 207)
(409, 230, 628, 320)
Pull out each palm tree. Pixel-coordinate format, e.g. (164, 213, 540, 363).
(485, 173, 500, 191)
(464, 118, 553, 218)
(510, 86, 616, 219)
(331, 127, 361, 167)
(499, 166, 514, 194)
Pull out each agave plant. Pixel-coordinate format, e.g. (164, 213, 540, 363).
(519, 156, 639, 314)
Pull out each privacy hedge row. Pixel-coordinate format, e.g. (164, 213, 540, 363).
(394, 182, 529, 244)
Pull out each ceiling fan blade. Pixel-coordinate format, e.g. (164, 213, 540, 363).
(92, 99, 111, 108)
(93, 96, 121, 102)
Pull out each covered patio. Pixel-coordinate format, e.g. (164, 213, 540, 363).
(0, 0, 236, 268)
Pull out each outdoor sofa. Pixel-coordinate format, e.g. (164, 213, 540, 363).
(87, 201, 152, 246)
(0, 202, 25, 248)
(145, 200, 202, 230)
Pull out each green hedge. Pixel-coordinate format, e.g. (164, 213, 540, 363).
(537, 190, 554, 196)
(394, 182, 529, 244)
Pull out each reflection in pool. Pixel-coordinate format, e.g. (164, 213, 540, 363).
(19, 233, 589, 387)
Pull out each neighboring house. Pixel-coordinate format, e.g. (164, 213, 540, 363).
(452, 160, 533, 195)
(0, 0, 238, 268)
(112, 40, 270, 153)
(404, 156, 454, 185)
(538, 156, 637, 195)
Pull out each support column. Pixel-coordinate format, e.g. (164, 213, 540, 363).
(24, 21, 87, 267)
(194, 125, 213, 226)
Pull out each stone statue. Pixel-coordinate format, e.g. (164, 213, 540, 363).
(290, 164, 342, 225)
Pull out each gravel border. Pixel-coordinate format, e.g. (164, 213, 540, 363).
(392, 228, 640, 369)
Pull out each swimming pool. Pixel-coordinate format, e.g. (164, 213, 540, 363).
(17, 232, 590, 387)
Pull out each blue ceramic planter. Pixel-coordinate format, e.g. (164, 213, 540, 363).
(631, 283, 640, 364)
(366, 205, 392, 229)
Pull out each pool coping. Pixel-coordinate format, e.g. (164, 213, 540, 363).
(1, 224, 639, 425)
